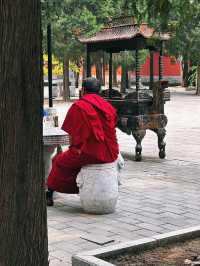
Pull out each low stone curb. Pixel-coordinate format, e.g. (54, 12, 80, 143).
(72, 225, 200, 266)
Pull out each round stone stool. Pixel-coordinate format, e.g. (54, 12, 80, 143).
(77, 161, 119, 214)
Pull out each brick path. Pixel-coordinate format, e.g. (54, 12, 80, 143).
(47, 88, 200, 265)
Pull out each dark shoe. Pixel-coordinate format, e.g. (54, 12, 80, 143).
(46, 191, 54, 206)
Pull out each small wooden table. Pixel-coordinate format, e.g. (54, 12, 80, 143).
(43, 127, 69, 181)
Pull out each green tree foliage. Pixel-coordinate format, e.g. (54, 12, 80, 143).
(150, 0, 200, 93)
(42, 0, 120, 61)
(42, 0, 122, 99)
(127, 0, 200, 93)
(42, 0, 200, 94)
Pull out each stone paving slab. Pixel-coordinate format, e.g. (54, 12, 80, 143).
(72, 226, 200, 266)
(80, 234, 115, 245)
(47, 89, 200, 265)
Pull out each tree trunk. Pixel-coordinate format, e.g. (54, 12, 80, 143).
(0, 1, 48, 266)
(82, 59, 86, 80)
(75, 72, 79, 88)
(182, 60, 189, 87)
(196, 65, 200, 95)
(63, 55, 70, 101)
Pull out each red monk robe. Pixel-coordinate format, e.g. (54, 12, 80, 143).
(47, 93, 119, 194)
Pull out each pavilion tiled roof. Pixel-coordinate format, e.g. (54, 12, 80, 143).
(79, 17, 170, 44)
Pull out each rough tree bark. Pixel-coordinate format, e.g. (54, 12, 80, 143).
(82, 59, 86, 80)
(75, 72, 80, 88)
(196, 65, 200, 96)
(0, 1, 48, 266)
(74, 61, 81, 88)
(63, 55, 70, 101)
(182, 60, 189, 87)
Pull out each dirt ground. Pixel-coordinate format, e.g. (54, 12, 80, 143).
(106, 237, 200, 266)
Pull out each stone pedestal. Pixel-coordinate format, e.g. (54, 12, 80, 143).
(77, 161, 119, 214)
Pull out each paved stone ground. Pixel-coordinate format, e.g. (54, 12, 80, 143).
(46, 88, 200, 265)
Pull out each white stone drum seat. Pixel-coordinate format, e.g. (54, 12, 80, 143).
(77, 157, 124, 214)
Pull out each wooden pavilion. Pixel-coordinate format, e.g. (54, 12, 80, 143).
(79, 17, 170, 161)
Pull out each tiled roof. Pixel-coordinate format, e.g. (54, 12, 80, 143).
(79, 20, 170, 44)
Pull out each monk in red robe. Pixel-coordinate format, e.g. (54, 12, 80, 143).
(46, 77, 119, 206)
